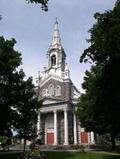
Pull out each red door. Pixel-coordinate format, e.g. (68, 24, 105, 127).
(81, 132, 88, 144)
(47, 133, 54, 145)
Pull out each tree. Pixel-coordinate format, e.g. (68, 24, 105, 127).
(15, 76, 42, 152)
(77, 65, 118, 143)
(100, 57, 120, 150)
(78, 62, 120, 149)
(78, 0, 120, 150)
(0, 36, 22, 136)
(77, 65, 106, 134)
(80, 0, 120, 64)
(26, 0, 49, 11)
(0, 36, 42, 152)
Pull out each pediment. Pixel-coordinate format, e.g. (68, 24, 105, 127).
(42, 97, 64, 105)
(40, 74, 63, 87)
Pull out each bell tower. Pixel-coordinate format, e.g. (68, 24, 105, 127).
(40, 19, 70, 81)
(47, 19, 66, 72)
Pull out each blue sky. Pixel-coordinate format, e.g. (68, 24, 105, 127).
(0, 0, 116, 91)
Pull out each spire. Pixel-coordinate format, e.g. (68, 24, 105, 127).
(51, 18, 61, 46)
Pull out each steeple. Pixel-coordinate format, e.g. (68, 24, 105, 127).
(41, 19, 70, 81)
(47, 19, 66, 70)
(51, 18, 61, 46)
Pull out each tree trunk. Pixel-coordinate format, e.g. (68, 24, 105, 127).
(111, 133, 116, 150)
(23, 138, 26, 153)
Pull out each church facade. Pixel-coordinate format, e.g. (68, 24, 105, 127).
(37, 20, 94, 145)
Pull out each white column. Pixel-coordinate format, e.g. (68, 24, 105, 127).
(90, 131, 95, 144)
(64, 109, 68, 145)
(73, 113, 77, 144)
(45, 117, 47, 144)
(45, 128, 47, 145)
(54, 110, 58, 145)
(37, 111, 41, 139)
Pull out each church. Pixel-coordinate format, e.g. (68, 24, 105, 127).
(36, 20, 94, 145)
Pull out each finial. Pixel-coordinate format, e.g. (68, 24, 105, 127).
(36, 71, 41, 84)
(38, 71, 40, 78)
(55, 17, 58, 24)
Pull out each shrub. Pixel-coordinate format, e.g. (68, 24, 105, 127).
(18, 147, 46, 159)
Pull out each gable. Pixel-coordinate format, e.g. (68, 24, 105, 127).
(40, 75, 63, 87)
(38, 78, 70, 101)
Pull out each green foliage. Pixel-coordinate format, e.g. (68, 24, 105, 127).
(0, 36, 42, 152)
(0, 36, 22, 136)
(80, 0, 120, 64)
(77, 65, 107, 134)
(12, 67, 42, 153)
(26, 0, 49, 11)
(78, 0, 120, 150)
(15, 76, 42, 142)
(96, 134, 111, 150)
(0, 136, 12, 150)
(70, 144, 85, 152)
(18, 146, 46, 159)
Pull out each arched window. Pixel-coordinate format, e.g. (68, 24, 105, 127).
(42, 88, 49, 97)
(49, 84, 54, 96)
(51, 55, 56, 66)
(55, 85, 61, 96)
(46, 89, 49, 96)
(42, 88, 46, 97)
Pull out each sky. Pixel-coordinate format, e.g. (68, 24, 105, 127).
(0, 0, 116, 92)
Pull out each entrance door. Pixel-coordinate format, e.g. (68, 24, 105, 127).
(47, 132, 54, 145)
(81, 132, 88, 144)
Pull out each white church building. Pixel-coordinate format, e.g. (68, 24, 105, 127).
(36, 20, 94, 145)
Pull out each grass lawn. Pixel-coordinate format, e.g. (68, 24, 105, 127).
(0, 151, 120, 159)
(0, 152, 20, 159)
(46, 151, 120, 159)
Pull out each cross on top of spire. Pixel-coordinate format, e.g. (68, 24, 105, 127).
(55, 17, 58, 24)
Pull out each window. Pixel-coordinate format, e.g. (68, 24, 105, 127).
(46, 89, 49, 96)
(55, 85, 61, 96)
(42, 88, 46, 97)
(42, 88, 48, 97)
(49, 84, 54, 96)
(51, 55, 56, 66)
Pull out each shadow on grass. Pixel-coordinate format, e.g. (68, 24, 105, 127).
(0, 152, 21, 159)
(45, 151, 75, 159)
(104, 155, 120, 159)
(45, 151, 120, 159)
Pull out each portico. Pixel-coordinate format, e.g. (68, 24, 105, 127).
(37, 102, 78, 145)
